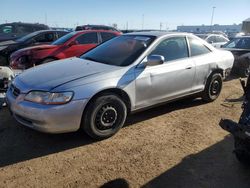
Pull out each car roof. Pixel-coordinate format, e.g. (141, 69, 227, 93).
(73, 30, 120, 35)
(124, 31, 191, 38)
(29, 30, 68, 34)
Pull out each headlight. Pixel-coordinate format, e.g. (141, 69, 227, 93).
(24, 91, 73, 105)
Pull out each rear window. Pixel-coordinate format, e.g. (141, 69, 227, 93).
(188, 37, 211, 56)
(76, 32, 98, 44)
(101, 32, 117, 43)
(223, 38, 250, 49)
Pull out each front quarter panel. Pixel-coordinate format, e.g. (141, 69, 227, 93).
(52, 68, 136, 110)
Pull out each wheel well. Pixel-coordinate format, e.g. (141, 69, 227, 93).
(203, 69, 223, 90)
(85, 88, 131, 113)
(211, 69, 223, 77)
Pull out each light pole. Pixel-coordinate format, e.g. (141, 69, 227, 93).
(210, 6, 216, 31)
(142, 14, 144, 30)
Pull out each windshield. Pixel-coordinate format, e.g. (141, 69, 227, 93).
(81, 35, 155, 66)
(223, 37, 250, 49)
(52, 32, 76, 45)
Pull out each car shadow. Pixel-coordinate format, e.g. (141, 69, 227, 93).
(0, 98, 206, 168)
(125, 98, 206, 126)
(142, 135, 250, 188)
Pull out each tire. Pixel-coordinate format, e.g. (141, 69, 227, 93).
(240, 65, 250, 78)
(82, 94, 127, 140)
(234, 138, 250, 165)
(40, 58, 56, 64)
(202, 73, 223, 102)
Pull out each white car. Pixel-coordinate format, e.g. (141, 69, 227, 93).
(196, 34, 229, 48)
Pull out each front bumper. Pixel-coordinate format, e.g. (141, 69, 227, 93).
(6, 89, 88, 133)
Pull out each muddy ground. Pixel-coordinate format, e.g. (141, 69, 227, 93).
(0, 79, 250, 188)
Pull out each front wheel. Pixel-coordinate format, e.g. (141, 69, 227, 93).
(202, 73, 223, 102)
(82, 94, 127, 140)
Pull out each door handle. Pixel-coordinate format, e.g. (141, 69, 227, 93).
(185, 66, 192, 69)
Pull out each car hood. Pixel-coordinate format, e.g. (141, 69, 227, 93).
(17, 44, 58, 53)
(0, 40, 18, 46)
(14, 57, 121, 92)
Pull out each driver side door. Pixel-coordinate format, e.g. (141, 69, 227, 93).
(135, 36, 196, 109)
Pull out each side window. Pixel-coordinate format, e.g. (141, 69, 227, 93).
(57, 32, 67, 38)
(188, 37, 211, 57)
(34, 33, 55, 43)
(150, 37, 188, 62)
(101, 32, 116, 43)
(216, 36, 228, 43)
(76, 32, 98, 44)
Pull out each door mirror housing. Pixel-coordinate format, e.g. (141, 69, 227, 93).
(146, 55, 165, 66)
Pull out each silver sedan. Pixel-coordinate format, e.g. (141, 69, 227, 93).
(6, 32, 234, 139)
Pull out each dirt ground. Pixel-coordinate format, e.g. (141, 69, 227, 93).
(0, 78, 250, 188)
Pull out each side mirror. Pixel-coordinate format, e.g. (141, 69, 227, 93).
(68, 41, 77, 47)
(146, 55, 165, 66)
(209, 41, 214, 44)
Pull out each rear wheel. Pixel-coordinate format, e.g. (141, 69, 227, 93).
(82, 94, 127, 140)
(202, 73, 223, 102)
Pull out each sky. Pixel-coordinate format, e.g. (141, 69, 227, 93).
(1, 0, 250, 30)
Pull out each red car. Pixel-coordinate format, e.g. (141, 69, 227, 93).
(10, 30, 121, 69)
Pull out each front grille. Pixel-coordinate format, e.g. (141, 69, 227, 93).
(10, 84, 20, 97)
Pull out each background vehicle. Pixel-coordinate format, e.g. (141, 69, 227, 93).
(0, 30, 68, 66)
(220, 77, 250, 165)
(7, 32, 234, 139)
(10, 30, 121, 69)
(75, 24, 121, 33)
(222, 36, 250, 77)
(0, 22, 49, 42)
(196, 33, 229, 48)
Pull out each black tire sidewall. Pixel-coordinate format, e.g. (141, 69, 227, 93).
(202, 73, 223, 102)
(83, 94, 127, 139)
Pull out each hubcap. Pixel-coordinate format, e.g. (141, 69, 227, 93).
(96, 104, 118, 130)
(211, 80, 220, 95)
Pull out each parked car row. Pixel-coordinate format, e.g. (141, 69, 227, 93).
(195, 32, 250, 77)
(6, 32, 234, 139)
(0, 22, 49, 42)
(222, 36, 250, 77)
(10, 30, 121, 69)
(196, 33, 229, 48)
(0, 30, 69, 66)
